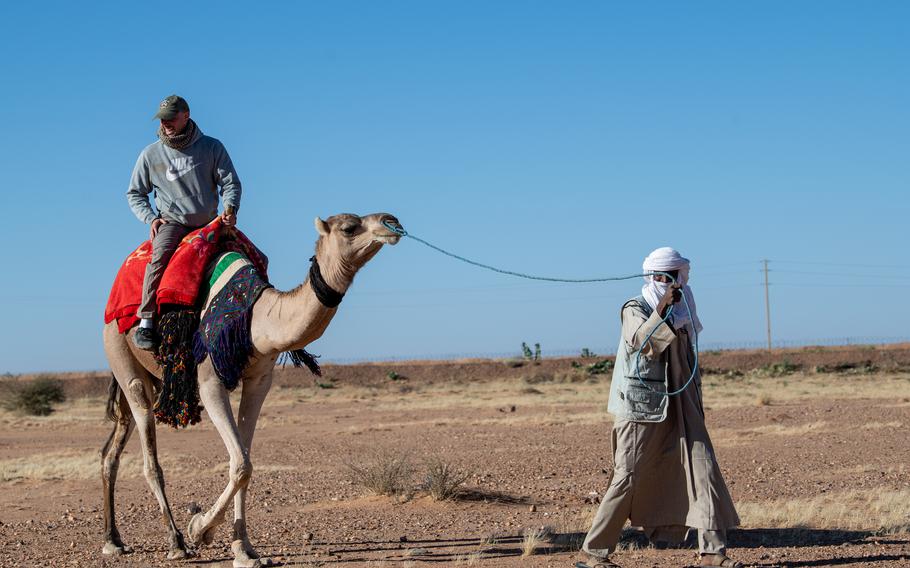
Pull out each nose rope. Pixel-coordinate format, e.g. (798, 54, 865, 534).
(381, 220, 699, 397)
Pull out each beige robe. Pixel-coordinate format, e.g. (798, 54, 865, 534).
(583, 303, 739, 555)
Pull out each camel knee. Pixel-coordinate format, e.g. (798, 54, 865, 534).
(230, 458, 253, 487)
(102, 456, 120, 480)
(128, 378, 151, 410)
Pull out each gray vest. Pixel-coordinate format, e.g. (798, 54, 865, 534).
(606, 296, 670, 422)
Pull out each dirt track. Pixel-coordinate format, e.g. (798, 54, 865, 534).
(1, 345, 909, 567)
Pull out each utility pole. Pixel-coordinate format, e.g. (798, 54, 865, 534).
(763, 259, 772, 352)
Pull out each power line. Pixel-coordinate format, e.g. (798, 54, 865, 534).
(772, 259, 910, 270)
(772, 269, 908, 280)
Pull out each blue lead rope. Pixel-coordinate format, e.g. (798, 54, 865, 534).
(382, 221, 699, 397)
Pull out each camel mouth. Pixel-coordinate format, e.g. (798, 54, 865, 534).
(373, 234, 401, 245)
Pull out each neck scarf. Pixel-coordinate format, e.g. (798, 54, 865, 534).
(158, 119, 198, 150)
(641, 247, 703, 334)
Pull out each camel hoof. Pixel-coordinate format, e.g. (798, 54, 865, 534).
(187, 513, 215, 546)
(167, 547, 194, 560)
(231, 540, 272, 567)
(102, 542, 132, 556)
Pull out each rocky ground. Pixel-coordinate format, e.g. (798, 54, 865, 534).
(1, 344, 909, 567)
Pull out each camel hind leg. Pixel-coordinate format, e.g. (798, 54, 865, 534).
(103, 323, 190, 560)
(101, 376, 134, 555)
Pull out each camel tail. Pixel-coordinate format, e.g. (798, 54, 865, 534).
(105, 374, 122, 423)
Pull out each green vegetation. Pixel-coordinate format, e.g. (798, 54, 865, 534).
(571, 359, 615, 376)
(756, 360, 800, 377)
(521, 342, 542, 362)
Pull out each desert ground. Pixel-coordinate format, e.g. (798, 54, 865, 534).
(1, 345, 909, 567)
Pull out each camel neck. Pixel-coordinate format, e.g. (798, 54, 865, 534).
(314, 252, 359, 295)
(307, 257, 345, 308)
(250, 255, 357, 355)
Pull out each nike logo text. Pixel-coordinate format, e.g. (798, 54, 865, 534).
(165, 157, 198, 181)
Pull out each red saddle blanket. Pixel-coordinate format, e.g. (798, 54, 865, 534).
(104, 218, 269, 333)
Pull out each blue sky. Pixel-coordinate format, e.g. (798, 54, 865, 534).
(1, 2, 907, 373)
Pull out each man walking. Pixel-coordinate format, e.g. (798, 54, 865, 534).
(126, 95, 241, 351)
(580, 247, 741, 568)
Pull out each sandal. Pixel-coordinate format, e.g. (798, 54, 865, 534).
(699, 553, 743, 567)
(575, 561, 620, 568)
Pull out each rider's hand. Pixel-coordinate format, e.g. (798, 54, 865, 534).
(150, 217, 167, 240)
(656, 283, 683, 317)
(221, 209, 237, 227)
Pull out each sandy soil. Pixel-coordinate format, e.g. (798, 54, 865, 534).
(1, 345, 909, 567)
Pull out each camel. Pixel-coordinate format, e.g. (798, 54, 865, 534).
(100, 212, 403, 567)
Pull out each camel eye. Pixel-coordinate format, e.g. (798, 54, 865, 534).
(341, 224, 358, 235)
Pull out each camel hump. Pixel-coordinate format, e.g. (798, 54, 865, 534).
(199, 252, 252, 312)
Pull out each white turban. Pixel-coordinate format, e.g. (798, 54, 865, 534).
(641, 247, 703, 334)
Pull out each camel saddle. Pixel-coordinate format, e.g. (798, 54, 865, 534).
(104, 218, 269, 333)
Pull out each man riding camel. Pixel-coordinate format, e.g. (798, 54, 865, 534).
(126, 95, 241, 351)
(580, 247, 741, 568)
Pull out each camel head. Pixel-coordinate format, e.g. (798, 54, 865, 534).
(313, 213, 403, 282)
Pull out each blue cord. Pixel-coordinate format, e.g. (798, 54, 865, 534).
(630, 283, 699, 397)
(383, 221, 699, 397)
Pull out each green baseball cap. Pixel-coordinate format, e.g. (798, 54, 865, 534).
(153, 95, 190, 120)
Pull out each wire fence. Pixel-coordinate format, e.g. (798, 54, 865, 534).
(318, 336, 910, 364)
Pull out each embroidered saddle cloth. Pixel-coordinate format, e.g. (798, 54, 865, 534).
(193, 252, 272, 391)
(104, 218, 269, 333)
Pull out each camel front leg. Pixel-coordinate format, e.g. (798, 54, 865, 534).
(230, 371, 274, 566)
(187, 368, 253, 559)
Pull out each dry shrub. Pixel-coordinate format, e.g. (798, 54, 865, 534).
(521, 526, 547, 557)
(345, 450, 413, 498)
(737, 488, 910, 534)
(756, 393, 772, 406)
(422, 458, 470, 501)
(1, 451, 103, 482)
(522, 372, 555, 385)
(0, 450, 192, 482)
(1, 376, 66, 416)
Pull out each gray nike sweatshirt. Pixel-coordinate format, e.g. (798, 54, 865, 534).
(127, 126, 242, 227)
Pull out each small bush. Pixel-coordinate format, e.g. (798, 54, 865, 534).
(572, 359, 614, 375)
(579, 348, 597, 359)
(346, 450, 413, 498)
(1, 376, 66, 416)
(521, 526, 547, 557)
(387, 371, 406, 381)
(814, 361, 878, 375)
(522, 372, 555, 384)
(422, 459, 470, 501)
(756, 360, 800, 377)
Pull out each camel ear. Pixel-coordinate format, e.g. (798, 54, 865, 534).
(314, 217, 330, 236)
